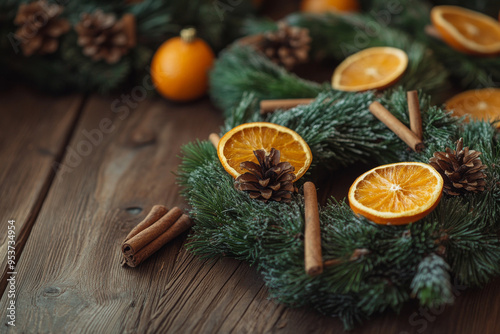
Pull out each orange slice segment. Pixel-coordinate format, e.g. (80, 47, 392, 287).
(301, 0, 360, 13)
(217, 122, 312, 180)
(445, 88, 500, 127)
(331, 47, 408, 92)
(348, 162, 443, 225)
(431, 6, 500, 56)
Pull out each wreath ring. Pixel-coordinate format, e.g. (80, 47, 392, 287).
(178, 12, 500, 330)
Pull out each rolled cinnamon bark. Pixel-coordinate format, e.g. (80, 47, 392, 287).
(323, 258, 342, 267)
(124, 214, 194, 267)
(260, 98, 314, 115)
(304, 182, 323, 276)
(209, 133, 220, 148)
(407, 90, 423, 140)
(237, 34, 265, 46)
(124, 205, 168, 242)
(425, 25, 442, 40)
(122, 207, 182, 257)
(369, 101, 424, 152)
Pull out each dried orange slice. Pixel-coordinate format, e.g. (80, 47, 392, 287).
(301, 0, 360, 13)
(217, 122, 312, 181)
(331, 47, 408, 92)
(348, 162, 443, 225)
(445, 88, 500, 127)
(431, 6, 500, 56)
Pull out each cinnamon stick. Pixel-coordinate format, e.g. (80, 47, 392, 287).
(425, 25, 442, 40)
(303, 182, 323, 276)
(407, 90, 423, 140)
(124, 205, 168, 242)
(323, 258, 342, 267)
(369, 101, 424, 152)
(122, 14, 137, 48)
(237, 34, 264, 47)
(260, 98, 314, 115)
(122, 207, 183, 257)
(123, 214, 194, 268)
(209, 133, 220, 148)
(323, 248, 370, 268)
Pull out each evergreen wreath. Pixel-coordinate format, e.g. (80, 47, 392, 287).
(179, 1, 500, 329)
(179, 92, 500, 330)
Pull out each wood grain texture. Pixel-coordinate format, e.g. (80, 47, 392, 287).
(1, 92, 499, 334)
(0, 86, 84, 293)
(0, 95, 225, 333)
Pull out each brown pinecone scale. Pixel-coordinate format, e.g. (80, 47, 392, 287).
(75, 10, 136, 64)
(14, 0, 70, 56)
(256, 22, 311, 69)
(235, 148, 296, 203)
(429, 138, 487, 196)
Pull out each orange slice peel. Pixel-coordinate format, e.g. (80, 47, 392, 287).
(431, 5, 500, 56)
(348, 162, 444, 225)
(331, 47, 408, 92)
(446, 88, 500, 128)
(301, 0, 360, 13)
(217, 122, 312, 181)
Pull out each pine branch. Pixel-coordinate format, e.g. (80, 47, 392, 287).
(410, 253, 454, 308)
(427, 196, 500, 286)
(222, 92, 261, 133)
(362, 0, 432, 38)
(130, 0, 181, 42)
(209, 44, 327, 114)
(426, 38, 500, 89)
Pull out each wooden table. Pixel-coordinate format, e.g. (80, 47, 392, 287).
(1, 2, 500, 332)
(0, 84, 499, 334)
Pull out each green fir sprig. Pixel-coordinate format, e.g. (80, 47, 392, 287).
(210, 45, 328, 115)
(410, 253, 454, 309)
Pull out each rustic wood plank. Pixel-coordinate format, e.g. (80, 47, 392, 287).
(0, 95, 228, 333)
(0, 86, 84, 294)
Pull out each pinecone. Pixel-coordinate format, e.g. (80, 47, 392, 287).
(75, 10, 136, 64)
(429, 138, 487, 196)
(13, 0, 70, 56)
(256, 22, 311, 69)
(235, 148, 297, 203)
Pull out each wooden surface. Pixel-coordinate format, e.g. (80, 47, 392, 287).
(1, 86, 499, 334)
(0, 2, 499, 333)
(0, 88, 84, 293)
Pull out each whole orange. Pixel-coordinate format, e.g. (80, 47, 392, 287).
(301, 0, 360, 13)
(151, 28, 215, 102)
